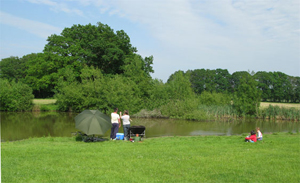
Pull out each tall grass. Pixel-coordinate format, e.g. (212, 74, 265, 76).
(135, 104, 300, 121)
(2, 133, 299, 182)
(259, 105, 300, 120)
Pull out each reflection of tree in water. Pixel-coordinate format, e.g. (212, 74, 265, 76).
(1, 112, 76, 141)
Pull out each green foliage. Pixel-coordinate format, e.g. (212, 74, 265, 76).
(160, 98, 200, 119)
(159, 71, 198, 118)
(122, 54, 154, 101)
(1, 21, 298, 114)
(271, 72, 290, 102)
(233, 76, 261, 116)
(231, 71, 251, 92)
(188, 68, 231, 94)
(145, 79, 169, 110)
(24, 53, 58, 98)
(0, 23, 153, 99)
(182, 109, 209, 120)
(0, 56, 27, 82)
(198, 91, 231, 106)
(55, 66, 143, 113)
(0, 79, 34, 111)
(254, 71, 274, 102)
(44, 23, 138, 75)
(103, 75, 143, 114)
(197, 105, 237, 119)
(259, 105, 300, 120)
(166, 70, 195, 100)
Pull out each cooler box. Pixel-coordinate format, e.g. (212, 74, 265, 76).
(116, 133, 124, 140)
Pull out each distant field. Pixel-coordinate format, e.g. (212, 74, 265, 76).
(260, 102, 300, 109)
(32, 99, 57, 105)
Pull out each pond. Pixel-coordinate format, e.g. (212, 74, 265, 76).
(1, 112, 299, 141)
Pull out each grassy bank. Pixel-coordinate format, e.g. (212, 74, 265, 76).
(2, 133, 299, 182)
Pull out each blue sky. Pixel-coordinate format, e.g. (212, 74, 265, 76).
(1, 0, 299, 82)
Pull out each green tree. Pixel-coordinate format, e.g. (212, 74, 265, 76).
(0, 56, 27, 82)
(24, 53, 58, 98)
(188, 69, 231, 94)
(44, 23, 138, 75)
(214, 69, 231, 93)
(199, 91, 231, 106)
(161, 71, 196, 117)
(146, 79, 169, 110)
(290, 76, 300, 103)
(122, 54, 154, 101)
(271, 72, 290, 102)
(233, 76, 261, 116)
(37, 22, 153, 98)
(254, 71, 274, 102)
(166, 70, 195, 100)
(188, 69, 207, 94)
(230, 71, 251, 92)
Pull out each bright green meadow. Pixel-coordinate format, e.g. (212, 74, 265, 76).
(1, 133, 300, 183)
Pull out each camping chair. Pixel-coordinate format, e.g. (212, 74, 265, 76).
(129, 126, 146, 139)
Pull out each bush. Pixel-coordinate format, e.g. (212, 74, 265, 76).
(0, 79, 34, 111)
(233, 77, 261, 116)
(160, 98, 199, 118)
(199, 91, 231, 106)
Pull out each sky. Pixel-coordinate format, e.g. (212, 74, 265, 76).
(0, 0, 299, 82)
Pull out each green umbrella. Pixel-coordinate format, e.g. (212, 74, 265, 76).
(75, 110, 112, 136)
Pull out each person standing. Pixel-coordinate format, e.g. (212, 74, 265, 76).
(110, 108, 121, 140)
(120, 110, 132, 140)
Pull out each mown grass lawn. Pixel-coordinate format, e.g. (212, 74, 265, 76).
(2, 133, 299, 183)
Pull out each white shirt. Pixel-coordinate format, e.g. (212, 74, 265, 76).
(121, 115, 130, 125)
(111, 113, 120, 124)
(257, 131, 263, 138)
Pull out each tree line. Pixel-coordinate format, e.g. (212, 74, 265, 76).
(181, 69, 299, 103)
(0, 22, 299, 119)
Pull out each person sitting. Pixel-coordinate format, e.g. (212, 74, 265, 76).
(245, 130, 257, 142)
(256, 127, 263, 141)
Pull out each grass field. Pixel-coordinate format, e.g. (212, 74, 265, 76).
(260, 102, 300, 109)
(2, 133, 299, 183)
(32, 99, 57, 105)
(32, 99, 58, 111)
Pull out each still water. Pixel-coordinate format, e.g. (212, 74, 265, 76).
(1, 112, 299, 141)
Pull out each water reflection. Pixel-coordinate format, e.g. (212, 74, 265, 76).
(1, 112, 299, 141)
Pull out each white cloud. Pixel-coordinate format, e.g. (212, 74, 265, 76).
(101, 0, 300, 79)
(26, 0, 84, 16)
(0, 11, 62, 38)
